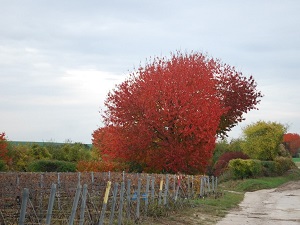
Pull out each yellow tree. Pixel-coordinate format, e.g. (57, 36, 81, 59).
(241, 121, 287, 160)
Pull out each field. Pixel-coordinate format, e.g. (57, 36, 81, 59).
(292, 158, 300, 168)
(0, 172, 217, 225)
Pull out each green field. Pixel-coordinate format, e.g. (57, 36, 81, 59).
(293, 158, 300, 168)
(292, 158, 300, 162)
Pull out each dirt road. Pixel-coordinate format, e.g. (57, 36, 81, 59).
(217, 181, 300, 225)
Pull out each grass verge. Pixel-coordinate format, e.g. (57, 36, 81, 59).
(220, 168, 300, 192)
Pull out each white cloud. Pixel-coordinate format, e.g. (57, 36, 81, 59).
(61, 69, 125, 105)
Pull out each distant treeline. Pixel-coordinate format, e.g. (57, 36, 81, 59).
(9, 141, 92, 149)
(1, 141, 96, 172)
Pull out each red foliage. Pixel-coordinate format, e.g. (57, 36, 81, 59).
(283, 133, 300, 157)
(93, 52, 262, 174)
(0, 133, 10, 163)
(215, 68, 263, 136)
(213, 151, 249, 176)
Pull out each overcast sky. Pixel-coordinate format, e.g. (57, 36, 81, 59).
(0, 1, 299, 144)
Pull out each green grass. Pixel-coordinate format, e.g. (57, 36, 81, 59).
(220, 169, 300, 192)
(192, 192, 244, 217)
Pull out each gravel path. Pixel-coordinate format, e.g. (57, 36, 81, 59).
(217, 181, 300, 225)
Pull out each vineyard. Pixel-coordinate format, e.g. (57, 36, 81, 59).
(0, 172, 218, 225)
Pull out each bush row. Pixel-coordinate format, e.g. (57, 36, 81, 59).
(27, 160, 77, 172)
(228, 157, 296, 179)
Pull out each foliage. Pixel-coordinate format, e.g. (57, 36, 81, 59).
(43, 143, 65, 160)
(59, 142, 92, 162)
(0, 160, 6, 171)
(211, 139, 230, 165)
(5, 141, 91, 171)
(274, 156, 296, 175)
(0, 132, 10, 163)
(28, 160, 76, 172)
(260, 161, 277, 177)
(277, 143, 291, 157)
(94, 51, 262, 174)
(7, 144, 33, 171)
(225, 157, 295, 179)
(229, 159, 263, 179)
(283, 133, 300, 157)
(213, 151, 249, 176)
(45, 142, 92, 162)
(228, 138, 244, 152)
(260, 159, 294, 177)
(29, 144, 52, 160)
(241, 121, 287, 160)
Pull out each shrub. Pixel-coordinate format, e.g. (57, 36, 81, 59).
(28, 160, 76, 172)
(260, 161, 277, 177)
(274, 157, 296, 175)
(218, 170, 233, 183)
(0, 160, 6, 171)
(229, 159, 263, 179)
(213, 151, 249, 176)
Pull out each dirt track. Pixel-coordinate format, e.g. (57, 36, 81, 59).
(217, 181, 300, 225)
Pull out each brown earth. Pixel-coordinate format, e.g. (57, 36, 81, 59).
(144, 181, 300, 225)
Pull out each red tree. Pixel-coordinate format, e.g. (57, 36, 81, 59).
(93, 51, 262, 174)
(283, 133, 300, 157)
(0, 132, 10, 163)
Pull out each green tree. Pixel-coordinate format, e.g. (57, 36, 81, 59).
(46, 143, 68, 161)
(212, 139, 230, 164)
(29, 144, 52, 160)
(60, 142, 91, 162)
(228, 138, 244, 152)
(241, 121, 287, 160)
(7, 144, 33, 171)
